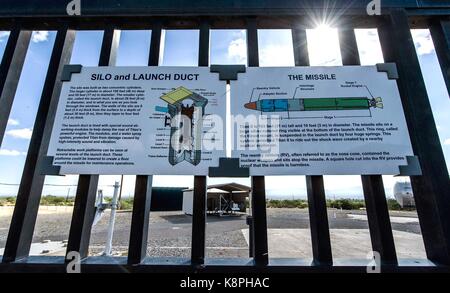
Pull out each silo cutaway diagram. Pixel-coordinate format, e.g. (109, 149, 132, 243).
(159, 86, 208, 166)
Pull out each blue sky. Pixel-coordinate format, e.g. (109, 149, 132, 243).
(0, 27, 448, 199)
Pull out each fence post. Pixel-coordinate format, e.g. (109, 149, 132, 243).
(2, 28, 74, 263)
(0, 29, 31, 146)
(338, 27, 397, 265)
(378, 9, 450, 265)
(127, 22, 162, 265)
(247, 17, 269, 266)
(292, 22, 333, 265)
(190, 19, 210, 266)
(66, 27, 120, 259)
(429, 19, 450, 96)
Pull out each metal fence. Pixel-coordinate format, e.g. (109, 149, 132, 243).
(0, 1, 449, 273)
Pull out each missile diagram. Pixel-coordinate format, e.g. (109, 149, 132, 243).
(244, 97, 383, 112)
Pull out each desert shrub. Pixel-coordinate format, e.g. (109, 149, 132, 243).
(387, 199, 404, 211)
(119, 198, 134, 210)
(40, 195, 74, 206)
(267, 199, 308, 209)
(327, 199, 365, 210)
(0, 197, 16, 206)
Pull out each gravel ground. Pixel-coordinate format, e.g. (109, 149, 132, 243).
(0, 207, 422, 258)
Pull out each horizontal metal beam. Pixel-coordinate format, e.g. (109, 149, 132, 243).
(0, 256, 448, 273)
(0, 0, 449, 17)
(0, 14, 445, 31)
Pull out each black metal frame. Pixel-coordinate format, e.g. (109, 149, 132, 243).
(0, 1, 450, 273)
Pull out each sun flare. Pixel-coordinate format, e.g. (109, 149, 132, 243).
(306, 23, 342, 66)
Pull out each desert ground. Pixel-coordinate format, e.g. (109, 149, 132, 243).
(0, 206, 425, 259)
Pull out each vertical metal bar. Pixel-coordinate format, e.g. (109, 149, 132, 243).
(247, 19, 258, 260)
(127, 25, 161, 265)
(247, 18, 260, 67)
(2, 28, 75, 263)
(378, 9, 450, 264)
(66, 27, 120, 259)
(292, 23, 333, 265)
(66, 174, 99, 259)
(429, 19, 450, 96)
(198, 19, 210, 67)
(149, 22, 163, 67)
(291, 26, 309, 67)
(247, 216, 254, 258)
(0, 29, 31, 146)
(191, 19, 209, 266)
(338, 28, 361, 66)
(98, 28, 121, 67)
(338, 28, 397, 264)
(306, 176, 332, 264)
(191, 176, 207, 265)
(247, 17, 269, 265)
(251, 176, 269, 265)
(128, 175, 152, 264)
(361, 175, 397, 263)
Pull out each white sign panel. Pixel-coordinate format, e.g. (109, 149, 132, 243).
(230, 66, 414, 175)
(48, 66, 226, 175)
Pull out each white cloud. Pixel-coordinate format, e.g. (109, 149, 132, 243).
(7, 118, 20, 126)
(260, 44, 295, 67)
(411, 29, 435, 56)
(227, 32, 247, 64)
(31, 31, 49, 43)
(6, 128, 32, 139)
(0, 149, 26, 156)
(0, 31, 10, 42)
(354, 29, 384, 65)
(444, 138, 450, 145)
